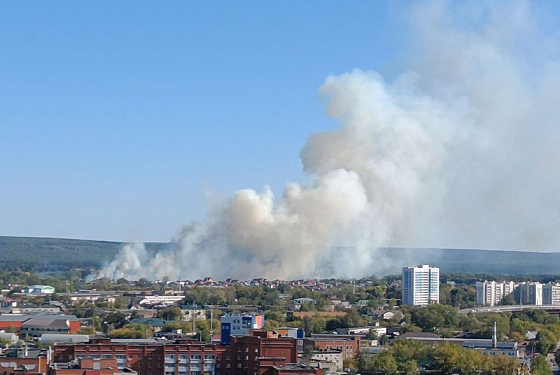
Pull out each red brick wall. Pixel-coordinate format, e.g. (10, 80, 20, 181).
(303, 339, 360, 359)
(69, 321, 81, 334)
(0, 321, 21, 332)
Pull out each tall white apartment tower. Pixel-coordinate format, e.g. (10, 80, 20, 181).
(402, 264, 440, 306)
(476, 281, 517, 306)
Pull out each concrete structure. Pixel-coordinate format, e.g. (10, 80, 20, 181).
(518, 282, 543, 305)
(0, 314, 81, 336)
(289, 298, 316, 312)
(54, 331, 301, 375)
(309, 350, 343, 371)
(542, 284, 560, 305)
(343, 326, 386, 337)
(220, 313, 264, 344)
(262, 364, 322, 375)
(274, 327, 304, 340)
(0, 346, 49, 375)
(476, 281, 517, 307)
(304, 335, 361, 359)
(138, 296, 184, 306)
(11, 306, 61, 314)
(0, 332, 18, 344)
(50, 358, 129, 375)
(401, 334, 519, 359)
(40, 334, 90, 344)
(181, 305, 207, 321)
(401, 265, 439, 306)
(22, 285, 55, 295)
(459, 304, 560, 314)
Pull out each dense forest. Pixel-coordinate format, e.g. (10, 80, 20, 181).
(2, 236, 560, 275)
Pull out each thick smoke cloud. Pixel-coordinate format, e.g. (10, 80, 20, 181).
(94, 1, 560, 281)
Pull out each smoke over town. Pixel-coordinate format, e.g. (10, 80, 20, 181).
(95, 1, 560, 281)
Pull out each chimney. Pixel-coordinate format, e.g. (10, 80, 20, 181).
(492, 321, 497, 349)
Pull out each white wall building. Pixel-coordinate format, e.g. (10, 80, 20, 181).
(518, 282, 543, 305)
(402, 265, 439, 306)
(543, 284, 560, 305)
(22, 285, 55, 295)
(138, 295, 184, 305)
(476, 281, 517, 306)
(311, 350, 343, 371)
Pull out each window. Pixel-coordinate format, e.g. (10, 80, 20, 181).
(149, 355, 153, 360)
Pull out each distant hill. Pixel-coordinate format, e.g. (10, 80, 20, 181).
(375, 247, 560, 276)
(0, 236, 559, 275)
(0, 236, 167, 271)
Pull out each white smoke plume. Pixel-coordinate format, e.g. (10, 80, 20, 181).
(94, 1, 560, 281)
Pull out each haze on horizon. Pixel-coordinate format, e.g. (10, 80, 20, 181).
(2, 1, 560, 280)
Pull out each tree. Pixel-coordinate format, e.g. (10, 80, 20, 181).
(195, 320, 211, 342)
(537, 329, 557, 355)
(104, 311, 127, 331)
(303, 345, 315, 359)
(109, 324, 153, 339)
(365, 328, 378, 340)
(157, 306, 183, 321)
(401, 360, 418, 375)
(531, 355, 552, 375)
(113, 297, 127, 309)
(371, 352, 398, 375)
(491, 354, 517, 375)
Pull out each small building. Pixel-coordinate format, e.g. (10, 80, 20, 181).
(290, 298, 317, 312)
(309, 349, 343, 371)
(0, 314, 82, 336)
(181, 304, 207, 321)
(39, 334, 90, 344)
(0, 346, 49, 375)
(50, 357, 136, 375)
(304, 334, 361, 359)
(22, 285, 55, 295)
(128, 318, 167, 332)
(0, 332, 19, 344)
(220, 313, 264, 344)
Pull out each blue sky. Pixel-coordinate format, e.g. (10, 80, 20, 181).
(1, 1, 412, 241)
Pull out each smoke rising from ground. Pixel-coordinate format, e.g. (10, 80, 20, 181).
(94, 1, 560, 281)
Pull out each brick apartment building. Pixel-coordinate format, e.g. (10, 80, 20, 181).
(54, 331, 300, 375)
(50, 358, 121, 375)
(0, 347, 49, 375)
(303, 334, 361, 359)
(0, 314, 81, 335)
